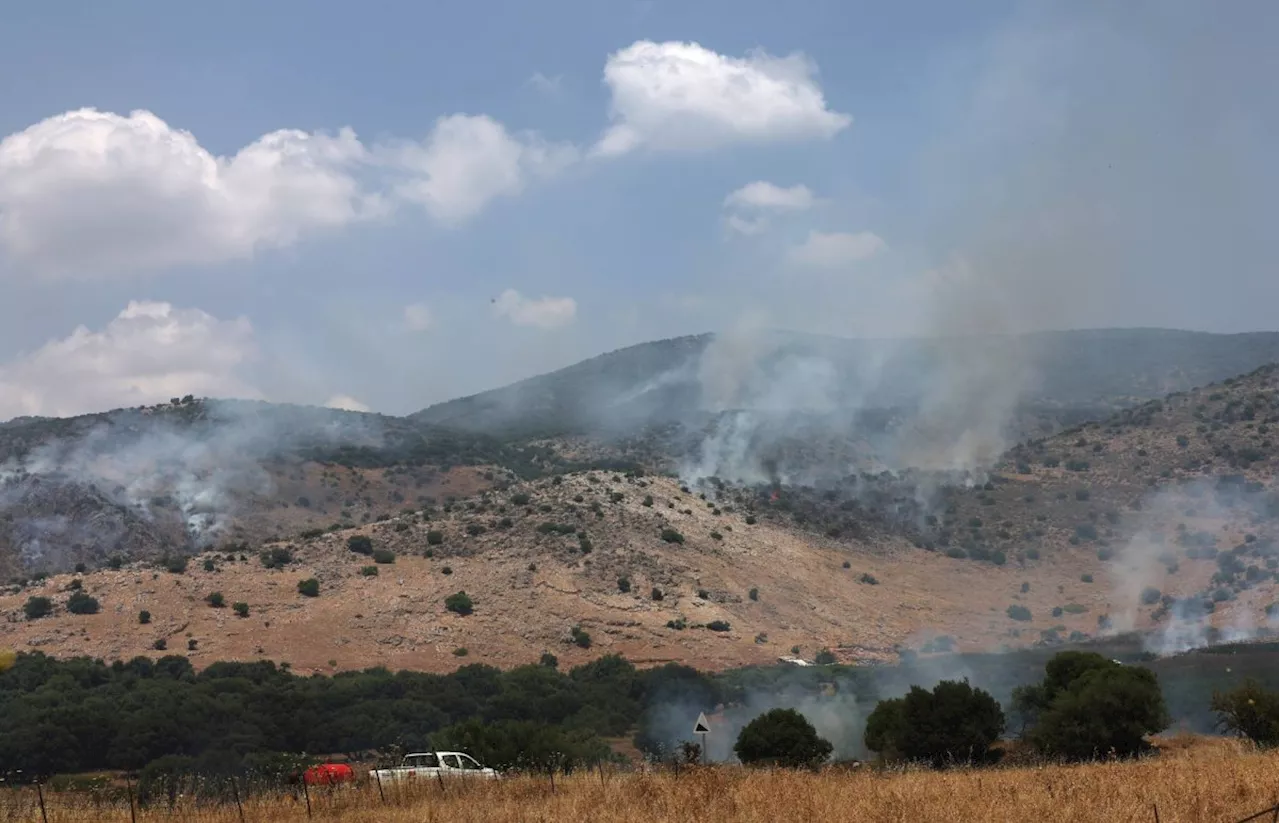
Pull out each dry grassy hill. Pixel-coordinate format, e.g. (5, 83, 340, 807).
(0, 471, 1048, 673)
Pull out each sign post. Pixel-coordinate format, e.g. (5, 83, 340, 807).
(693, 712, 711, 765)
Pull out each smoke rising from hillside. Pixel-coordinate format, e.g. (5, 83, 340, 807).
(1102, 477, 1279, 656)
(0, 400, 388, 570)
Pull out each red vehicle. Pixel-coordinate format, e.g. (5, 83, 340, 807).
(302, 762, 356, 785)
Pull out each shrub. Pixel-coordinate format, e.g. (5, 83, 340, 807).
(360, 566, 379, 577)
(153, 638, 167, 651)
(735, 708, 833, 769)
(1080, 573, 1094, 583)
(164, 555, 189, 574)
(864, 680, 1005, 768)
(698, 589, 710, 600)
(842, 560, 852, 569)
(706, 620, 731, 632)
(73, 562, 86, 574)
(206, 592, 226, 608)
(66, 591, 100, 615)
(540, 652, 559, 668)
(1052, 606, 1064, 618)
(24, 596, 53, 620)
(370, 549, 395, 565)
(452, 647, 468, 657)
(510, 492, 530, 506)
(297, 578, 320, 597)
(1210, 679, 1278, 746)
(745, 515, 757, 525)
(1007, 605, 1032, 621)
(445, 591, 474, 616)
(202, 558, 216, 572)
(138, 610, 151, 624)
(660, 528, 685, 544)
(232, 602, 250, 618)
(748, 587, 759, 601)
(1074, 489, 1091, 501)
(1074, 524, 1098, 541)
(570, 625, 591, 648)
(188, 639, 198, 651)
(426, 530, 444, 546)
(260, 547, 292, 569)
(859, 573, 879, 585)
(465, 523, 486, 537)
(710, 531, 723, 540)
(643, 495, 654, 507)
(1176, 435, 1189, 448)
(1026, 548, 1041, 560)
(814, 649, 837, 665)
(617, 577, 631, 593)
(651, 587, 664, 601)
(108, 555, 124, 570)
(1140, 586, 1162, 606)
(347, 535, 374, 555)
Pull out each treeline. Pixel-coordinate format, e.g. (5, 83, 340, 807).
(0, 652, 718, 780)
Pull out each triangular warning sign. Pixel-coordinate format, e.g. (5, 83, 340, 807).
(693, 712, 710, 734)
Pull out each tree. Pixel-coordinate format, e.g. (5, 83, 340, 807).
(1024, 652, 1168, 760)
(297, 578, 320, 598)
(66, 591, 100, 615)
(734, 708, 832, 769)
(23, 597, 53, 620)
(232, 602, 250, 618)
(206, 592, 226, 608)
(1210, 680, 1278, 747)
(446, 591, 474, 616)
(138, 610, 151, 624)
(347, 535, 373, 555)
(863, 680, 1004, 767)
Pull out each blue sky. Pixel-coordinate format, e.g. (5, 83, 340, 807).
(0, 0, 1274, 418)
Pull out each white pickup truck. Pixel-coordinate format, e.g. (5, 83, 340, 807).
(371, 751, 499, 782)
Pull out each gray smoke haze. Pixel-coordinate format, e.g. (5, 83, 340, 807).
(0, 399, 389, 570)
(1101, 477, 1279, 655)
(675, 0, 1272, 488)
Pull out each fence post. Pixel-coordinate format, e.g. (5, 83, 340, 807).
(375, 771, 386, 804)
(35, 782, 48, 823)
(126, 775, 138, 823)
(230, 776, 246, 823)
(302, 779, 312, 818)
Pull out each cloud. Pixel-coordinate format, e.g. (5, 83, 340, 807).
(403, 302, 434, 332)
(595, 40, 851, 155)
(324, 394, 371, 413)
(491, 288, 577, 329)
(389, 114, 578, 223)
(724, 214, 770, 236)
(724, 182, 815, 212)
(0, 301, 258, 421)
(0, 108, 577, 278)
(526, 72, 564, 95)
(0, 109, 380, 279)
(788, 230, 886, 268)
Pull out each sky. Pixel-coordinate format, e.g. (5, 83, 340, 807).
(0, 0, 1275, 420)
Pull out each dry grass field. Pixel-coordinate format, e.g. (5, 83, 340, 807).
(4, 739, 1274, 823)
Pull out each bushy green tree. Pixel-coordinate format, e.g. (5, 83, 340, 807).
(863, 680, 1004, 767)
(734, 708, 832, 768)
(23, 597, 53, 620)
(446, 591, 474, 615)
(1021, 652, 1168, 760)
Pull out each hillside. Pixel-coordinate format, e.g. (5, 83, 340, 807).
(411, 328, 1278, 437)
(1, 365, 1274, 674)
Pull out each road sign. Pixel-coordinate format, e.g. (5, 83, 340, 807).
(693, 713, 710, 734)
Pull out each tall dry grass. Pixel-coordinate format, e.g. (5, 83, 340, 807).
(2, 739, 1274, 823)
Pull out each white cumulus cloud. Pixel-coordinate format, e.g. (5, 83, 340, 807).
(389, 114, 578, 224)
(0, 301, 259, 421)
(0, 109, 380, 279)
(324, 394, 371, 413)
(595, 40, 851, 155)
(491, 289, 577, 329)
(788, 230, 886, 268)
(724, 181, 815, 212)
(403, 302, 434, 332)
